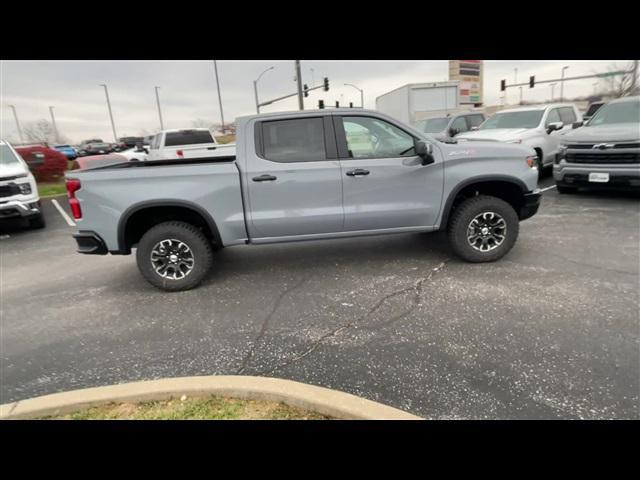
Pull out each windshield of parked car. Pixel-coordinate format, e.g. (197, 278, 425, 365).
(587, 100, 640, 126)
(55, 145, 70, 149)
(415, 117, 449, 133)
(479, 110, 544, 129)
(0, 144, 23, 166)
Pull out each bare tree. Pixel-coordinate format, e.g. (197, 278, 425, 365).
(597, 61, 639, 98)
(22, 119, 69, 145)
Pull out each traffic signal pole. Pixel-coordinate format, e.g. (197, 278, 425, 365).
(500, 70, 632, 92)
(258, 78, 329, 110)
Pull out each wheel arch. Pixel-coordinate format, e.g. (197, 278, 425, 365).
(116, 200, 222, 254)
(439, 175, 529, 230)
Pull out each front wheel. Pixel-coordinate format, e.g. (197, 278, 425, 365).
(447, 195, 519, 263)
(136, 221, 213, 291)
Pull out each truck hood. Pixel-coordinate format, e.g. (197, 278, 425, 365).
(457, 128, 531, 142)
(438, 138, 536, 163)
(559, 123, 640, 143)
(0, 163, 29, 179)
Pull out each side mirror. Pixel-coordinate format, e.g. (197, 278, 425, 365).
(415, 140, 435, 165)
(572, 121, 583, 129)
(546, 121, 563, 134)
(143, 147, 149, 154)
(449, 127, 459, 137)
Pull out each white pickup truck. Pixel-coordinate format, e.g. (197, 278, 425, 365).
(146, 128, 235, 161)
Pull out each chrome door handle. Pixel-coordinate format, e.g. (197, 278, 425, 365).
(346, 169, 370, 177)
(252, 174, 277, 182)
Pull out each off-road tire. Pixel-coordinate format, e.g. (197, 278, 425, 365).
(447, 195, 519, 263)
(136, 221, 213, 291)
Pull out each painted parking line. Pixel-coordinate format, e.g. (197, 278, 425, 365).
(51, 199, 76, 227)
(540, 185, 557, 192)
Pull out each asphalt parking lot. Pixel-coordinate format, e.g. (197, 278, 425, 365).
(1, 175, 639, 419)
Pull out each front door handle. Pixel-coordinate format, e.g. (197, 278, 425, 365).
(252, 174, 277, 182)
(346, 169, 370, 177)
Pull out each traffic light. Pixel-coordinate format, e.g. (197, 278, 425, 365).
(323, 77, 329, 91)
(500, 79, 506, 92)
(318, 99, 325, 109)
(529, 76, 535, 88)
(335, 101, 339, 108)
(349, 102, 353, 108)
(303, 84, 309, 97)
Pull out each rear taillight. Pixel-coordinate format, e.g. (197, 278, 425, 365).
(66, 178, 82, 219)
(176, 149, 184, 158)
(526, 156, 536, 168)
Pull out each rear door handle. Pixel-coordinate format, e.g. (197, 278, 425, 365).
(252, 174, 277, 182)
(346, 169, 370, 177)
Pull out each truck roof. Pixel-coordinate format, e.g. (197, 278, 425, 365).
(237, 108, 379, 122)
(156, 127, 212, 133)
(497, 103, 576, 113)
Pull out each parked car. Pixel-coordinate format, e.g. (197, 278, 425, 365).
(119, 136, 145, 148)
(582, 101, 605, 123)
(53, 144, 78, 160)
(146, 128, 235, 161)
(554, 96, 640, 193)
(14, 145, 68, 182)
(414, 112, 486, 140)
(0, 140, 45, 229)
(65, 109, 541, 291)
(118, 144, 149, 162)
(457, 103, 582, 176)
(81, 141, 113, 156)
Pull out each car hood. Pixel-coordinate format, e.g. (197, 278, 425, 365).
(0, 162, 29, 179)
(560, 123, 640, 143)
(457, 128, 531, 142)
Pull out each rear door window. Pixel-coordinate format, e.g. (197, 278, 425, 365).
(466, 114, 485, 129)
(450, 116, 468, 134)
(164, 130, 214, 147)
(261, 117, 326, 163)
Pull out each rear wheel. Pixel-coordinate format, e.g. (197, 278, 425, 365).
(136, 221, 213, 291)
(447, 195, 519, 263)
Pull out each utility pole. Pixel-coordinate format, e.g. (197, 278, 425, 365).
(550, 83, 557, 101)
(213, 60, 225, 133)
(514, 68, 518, 105)
(49, 106, 59, 143)
(519, 86, 523, 105)
(253, 66, 275, 114)
(295, 60, 304, 110)
(310, 68, 315, 87)
(345, 83, 364, 108)
(560, 66, 569, 102)
(8, 105, 24, 144)
(154, 86, 165, 130)
(99, 83, 118, 142)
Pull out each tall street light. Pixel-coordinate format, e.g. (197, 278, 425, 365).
(99, 83, 118, 142)
(344, 83, 364, 108)
(49, 106, 60, 144)
(560, 65, 569, 102)
(213, 60, 225, 134)
(154, 86, 165, 130)
(550, 83, 557, 101)
(8, 105, 24, 144)
(254, 66, 275, 113)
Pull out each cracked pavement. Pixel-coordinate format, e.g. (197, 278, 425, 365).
(1, 177, 639, 419)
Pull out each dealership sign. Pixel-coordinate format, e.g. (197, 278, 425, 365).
(449, 60, 483, 105)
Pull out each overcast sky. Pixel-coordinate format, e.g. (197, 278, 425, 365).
(0, 60, 631, 144)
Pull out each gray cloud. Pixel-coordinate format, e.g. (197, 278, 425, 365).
(1, 60, 628, 144)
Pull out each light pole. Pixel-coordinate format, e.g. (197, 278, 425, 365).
(344, 83, 364, 108)
(550, 83, 557, 101)
(310, 68, 315, 87)
(9, 105, 24, 144)
(295, 60, 304, 110)
(99, 83, 118, 142)
(49, 106, 60, 144)
(253, 66, 275, 113)
(560, 65, 569, 102)
(514, 68, 518, 105)
(213, 60, 225, 134)
(154, 86, 164, 130)
(519, 86, 523, 105)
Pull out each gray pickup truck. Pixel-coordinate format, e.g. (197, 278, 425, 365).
(65, 109, 541, 291)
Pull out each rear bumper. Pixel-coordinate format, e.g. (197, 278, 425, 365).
(519, 189, 541, 221)
(73, 231, 109, 255)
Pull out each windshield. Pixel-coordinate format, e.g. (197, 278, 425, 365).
(588, 100, 640, 126)
(416, 118, 449, 133)
(0, 144, 24, 167)
(480, 110, 544, 129)
(55, 145, 71, 149)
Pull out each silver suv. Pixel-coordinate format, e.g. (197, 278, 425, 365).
(554, 96, 640, 192)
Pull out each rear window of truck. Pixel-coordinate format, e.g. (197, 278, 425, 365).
(165, 130, 214, 147)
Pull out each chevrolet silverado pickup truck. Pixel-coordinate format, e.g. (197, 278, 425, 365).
(65, 109, 541, 291)
(554, 96, 640, 192)
(457, 103, 582, 177)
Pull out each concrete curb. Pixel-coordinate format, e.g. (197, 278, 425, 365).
(0, 376, 422, 420)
